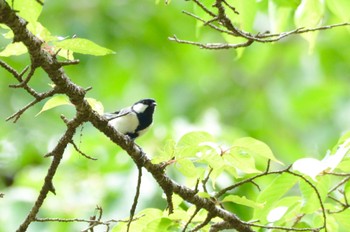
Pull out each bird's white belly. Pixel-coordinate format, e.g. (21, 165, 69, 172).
(109, 113, 138, 134)
(137, 125, 151, 137)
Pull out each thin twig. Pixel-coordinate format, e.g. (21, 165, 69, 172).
(191, 0, 216, 17)
(182, 207, 200, 232)
(176, 3, 350, 49)
(191, 212, 214, 232)
(202, 168, 213, 193)
(6, 88, 58, 123)
(34, 213, 144, 232)
(0, 61, 41, 98)
(169, 35, 253, 50)
(0, 60, 23, 78)
(9, 65, 36, 88)
(34, 0, 44, 5)
(328, 195, 345, 207)
(127, 165, 143, 232)
(328, 176, 350, 193)
(287, 170, 327, 232)
(70, 140, 97, 161)
(182, 11, 237, 36)
(194, 179, 200, 193)
(291, 214, 306, 228)
(243, 221, 323, 231)
(222, 0, 239, 15)
(215, 160, 275, 198)
(58, 59, 80, 66)
(82, 206, 103, 232)
(326, 172, 350, 177)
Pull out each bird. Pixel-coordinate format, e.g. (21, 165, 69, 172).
(104, 98, 157, 140)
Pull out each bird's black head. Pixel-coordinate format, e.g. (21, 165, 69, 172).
(132, 98, 157, 113)
(132, 98, 156, 131)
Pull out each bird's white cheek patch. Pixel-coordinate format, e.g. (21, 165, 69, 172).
(109, 113, 138, 134)
(132, 103, 148, 113)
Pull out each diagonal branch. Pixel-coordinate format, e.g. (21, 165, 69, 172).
(1, 2, 254, 231)
(89, 112, 254, 232)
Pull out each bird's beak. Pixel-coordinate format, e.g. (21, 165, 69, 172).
(152, 102, 157, 106)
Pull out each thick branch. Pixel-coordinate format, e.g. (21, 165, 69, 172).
(0, 1, 253, 231)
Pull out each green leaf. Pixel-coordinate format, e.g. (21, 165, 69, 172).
(86, 98, 104, 115)
(210, 166, 228, 188)
(12, 0, 43, 23)
(36, 95, 72, 116)
(324, 214, 339, 232)
(294, 0, 325, 52)
(0, 42, 27, 57)
(222, 195, 264, 209)
(299, 175, 330, 214)
(327, 0, 350, 21)
(27, 21, 56, 42)
(334, 131, 350, 149)
(197, 192, 211, 199)
(224, 150, 261, 174)
(176, 131, 215, 159)
(53, 38, 115, 56)
(295, 0, 324, 28)
(177, 131, 214, 148)
(170, 194, 185, 210)
(268, 0, 293, 33)
(337, 157, 350, 172)
(152, 139, 176, 164)
(193, 0, 215, 36)
(232, 137, 283, 164)
(219, 0, 257, 58)
(333, 209, 350, 229)
(268, 196, 302, 224)
(201, 149, 224, 169)
(272, 0, 301, 8)
(254, 173, 299, 222)
(230, 0, 257, 32)
(112, 208, 163, 232)
(175, 159, 198, 178)
(144, 218, 172, 232)
(0, 22, 54, 57)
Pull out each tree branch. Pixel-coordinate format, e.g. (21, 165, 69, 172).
(0, 1, 254, 231)
(172, 0, 350, 49)
(127, 165, 143, 232)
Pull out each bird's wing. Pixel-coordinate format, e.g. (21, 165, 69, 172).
(104, 107, 132, 121)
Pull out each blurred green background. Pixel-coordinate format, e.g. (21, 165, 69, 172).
(1, 0, 350, 231)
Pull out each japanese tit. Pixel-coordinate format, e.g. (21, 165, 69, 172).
(104, 98, 157, 140)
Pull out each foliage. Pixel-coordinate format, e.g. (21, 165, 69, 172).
(112, 131, 350, 231)
(1, 0, 350, 232)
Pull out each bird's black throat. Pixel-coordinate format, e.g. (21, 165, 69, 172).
(136, 105, 155, 131)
